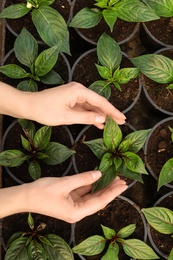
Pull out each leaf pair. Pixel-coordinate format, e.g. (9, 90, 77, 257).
(84, 116, 150, 191)
(69, 0, 159, 32)
(72, 224, 158, 259)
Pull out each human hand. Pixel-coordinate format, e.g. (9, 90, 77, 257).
(26, 171, 127, 223)
(29, 82, 126, 128)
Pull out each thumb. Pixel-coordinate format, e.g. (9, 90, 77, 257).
(68, 171, 102, 190)
(68, 110, 106, 125)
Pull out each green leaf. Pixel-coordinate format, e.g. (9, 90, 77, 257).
(28, 240, 46, 260)
(99, 152, 113, 172)
(95, 64, 111, 79)
(43, 234, 74, 260)
(116, 67, 139, 84)
(84, 138, 108, 160)
(72, 235, 106, 256)
(0, 4, 30, 18)
(101, 225, 115, 239)
(143, 0, 173, 17)
(0, 150, 29, 167)
(34, 46, 59, 77)
(14, 28, 38, 68)
(131, 54, 173, 84)
(18, 119, 36, 141)
(40, 70, 63, 85)
(104, 116, 122, 151)
(38, 0, 55, 6)
(115, 0, 160, 22)
(118, 163, 144, 183)
(168, 247, 173, 260)
(101, 243, 119, 260)
(118, 139, 131, 153)
(89, 80, 111, 99)
(142, 207, 173, 234)
(123, 151, 148, 175)
(28, 213, 34, 230)
(158, 158, 173, 190)
(0, 64, 30, 79)
(97, 33, 122, 71)
(6, 232, 24, 248)
(28, 160, 41, 180)
(167, 83, 173, 89)
(32, 6, 70, 54)
(17, 80, 38, 91)
(43, 142, 75, 165)
(4, 236, 28, 260)
(93, 165, 118, 192)
(36, 152, 48, 160)
(121, 238, 159, 259)
(102, 9, 117, 32)
(117, 224, 136, 238)
(124, 129, 151, 153)
(21, 135, 32, 151)
(69, 7, 102, 28)
(33, 126, 52, 150)
(113, 156, 122, 171)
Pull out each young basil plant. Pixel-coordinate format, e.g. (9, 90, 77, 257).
(157, 127, 173, 190)
(142, 0, 173, 17)
(0, 28, 63, 91)
(142, 207, 173, 260)
(0, 0, 70, 54)
(88, 33, 139, 99)
(0, 119, 75, 180)
(4, 213, 74, 260)
(69, 0, 159, 32)
(72, 223, 159, 259)
(84, 115, 150, 191)
(131, 54, 173, 90)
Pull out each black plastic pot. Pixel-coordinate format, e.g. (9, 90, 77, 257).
(71, 195, 148, 260)
(1, 119, 74, 184)
(142, 47, 173, 117)
(140, 18, 173, 53)
(147, 190, 173, 259)
(144, 117, 173, 189)
(70, 0, 140, 46)
(72, 122, 139, 190)
(70, 48, 142, 114)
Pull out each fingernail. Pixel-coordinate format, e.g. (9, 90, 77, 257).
(91, 171, 102, 180)
(95, 115, 105, 123)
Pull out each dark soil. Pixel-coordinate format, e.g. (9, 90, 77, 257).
(143, 17, 173, 46)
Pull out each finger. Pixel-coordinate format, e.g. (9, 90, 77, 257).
(74, 185, 92, 197)
(65, 171, 102, 191)
(82, 88, 126, 122)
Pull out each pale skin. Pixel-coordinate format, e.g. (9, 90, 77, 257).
(0, 81, 127, 223)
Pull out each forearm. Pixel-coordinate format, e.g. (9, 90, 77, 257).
(0, 82, 33, 119)
(0, 184, 29, 218)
